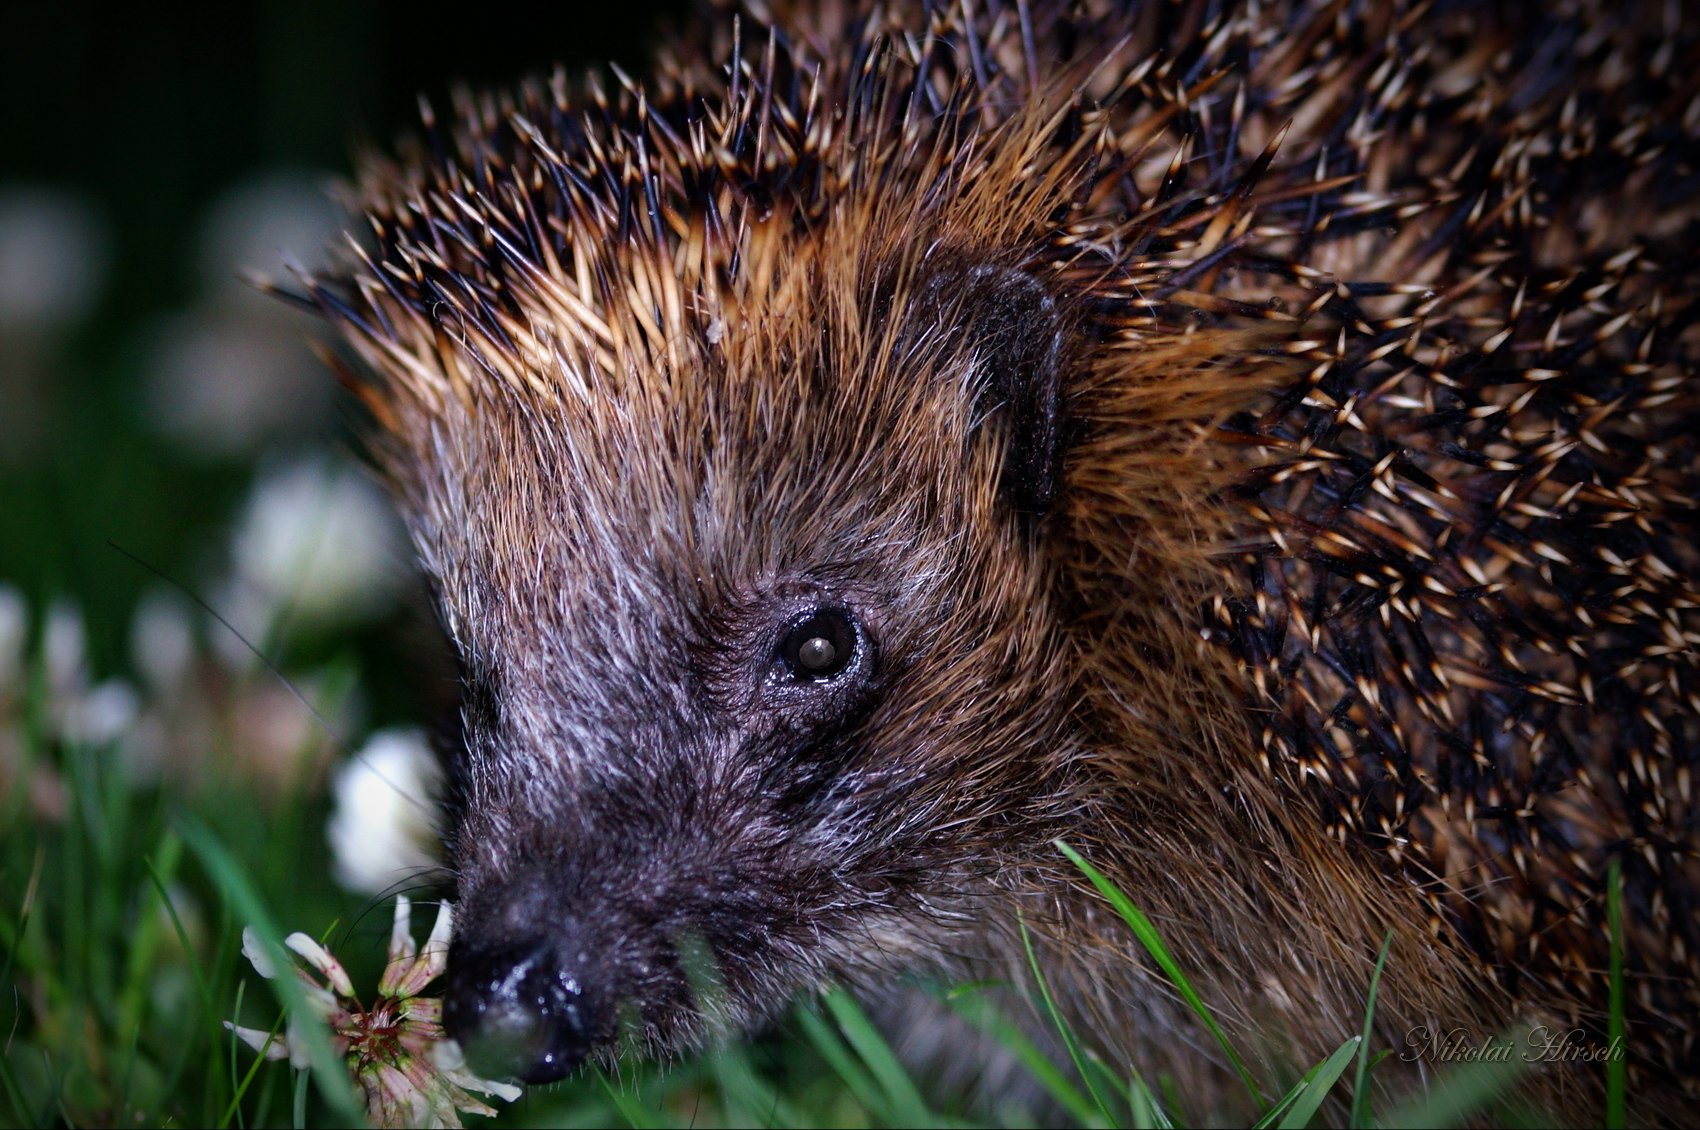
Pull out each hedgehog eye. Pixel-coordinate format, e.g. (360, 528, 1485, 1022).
(779, 610, 857, 681)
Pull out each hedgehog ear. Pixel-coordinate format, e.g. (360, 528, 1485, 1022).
(939, 264, 1067, 513)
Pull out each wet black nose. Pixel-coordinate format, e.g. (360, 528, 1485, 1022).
(442, 939, 597, 1084)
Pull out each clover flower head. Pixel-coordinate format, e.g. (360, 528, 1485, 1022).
(226, 896, 521, 1128)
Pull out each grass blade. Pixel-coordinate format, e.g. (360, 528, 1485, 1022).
(794, 1002, 888, 1118)
(1018, 917, 1115, 1127)
(1378, 1040, 1528, 1129)
(292, 1065, 310, 1130)
(598, 1071, 670, 1129)
(178, 816, 362, 1124)
(822, 986, 936, 1127)
(0, 849, 43, 1128)
(1251, 1035, 1359, 1129)
(1349, 931, 1394, 1128)
(1056, 840, 1264, 1108)
(1128, 1073, 1172, 1129)
(708, 1038, 804, 1127)
(1606, 860, 1625, 1130)
(943, 985, 1102, 1126)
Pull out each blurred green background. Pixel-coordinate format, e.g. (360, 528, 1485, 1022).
(0, 0, 683, 692)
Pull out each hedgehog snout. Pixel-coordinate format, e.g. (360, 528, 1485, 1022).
(442, 933, 607, 1084)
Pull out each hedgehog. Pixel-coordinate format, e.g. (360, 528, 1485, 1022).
(290, 0, 1700, 1121)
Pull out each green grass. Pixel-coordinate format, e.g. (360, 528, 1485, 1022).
(1, 624, 1560, 1130)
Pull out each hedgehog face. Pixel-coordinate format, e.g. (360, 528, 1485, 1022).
(411, 255, 1079, 1081)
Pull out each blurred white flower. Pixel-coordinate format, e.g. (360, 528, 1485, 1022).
(0, 594, 132, 818)
(0, 584, 56, 818)
(121, 579, 353, 791)
(57, 679, 140, 746)
(223, 456, 405, 642)
(43, 600, 87, 696)
(0, 188, 110, 460)
(0, 583, 25, 689)
(140, 310, 336, 456)
(195, 173, 342, 306)
(139, 171, 344, 455)
(39, 600, 140, 745)
(0, 187, 109, 330)
(328, 729, 443, 895)
(228, 897, 520, 1129)
(0, 570, 355, 803)
(130, 588, 197, 693)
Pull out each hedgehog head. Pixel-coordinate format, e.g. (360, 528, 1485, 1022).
(305, 51, 1130, 1073)
(432, 251, 1082, 1078)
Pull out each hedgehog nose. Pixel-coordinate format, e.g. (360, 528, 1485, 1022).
(442, 939, 594, 1084)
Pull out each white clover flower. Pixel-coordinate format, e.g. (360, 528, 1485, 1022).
(329, 729, 443, 895)
(0, 189, 110, 459)
(140, 310, 336, 455)
(224, 456, 405, 636)
(193, 172, 341, 306)
(43, 600, 88, 697)
(227, 897, 521, 1129)
(57, 679, 140, 746)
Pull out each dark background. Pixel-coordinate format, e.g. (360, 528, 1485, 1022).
(1, 3, 687, 309)
(0, 1, 685, 709)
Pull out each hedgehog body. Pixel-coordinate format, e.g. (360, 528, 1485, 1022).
(308, 0, 1700, 1119)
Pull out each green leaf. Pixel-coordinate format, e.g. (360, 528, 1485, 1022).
(1018, 918, 1116, 1127)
